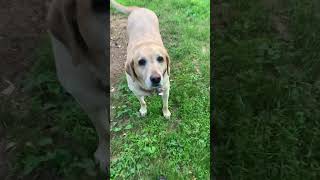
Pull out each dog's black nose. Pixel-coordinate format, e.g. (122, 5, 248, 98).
(150, 74, 161, 85)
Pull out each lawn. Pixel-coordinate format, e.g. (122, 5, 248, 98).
(110, 0, 210, 179)
(214, 0, 320, 179)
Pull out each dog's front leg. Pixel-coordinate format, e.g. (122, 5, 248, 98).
(71, 91, 109, 174)
(136, 95, 147, 116)
(162, 87, 171, 119)
(86, 107, 109, 174)
(66, 91, 109, 174)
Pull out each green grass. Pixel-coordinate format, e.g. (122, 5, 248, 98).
(214, 0, 320, 179)
(111, 0, 210, 179)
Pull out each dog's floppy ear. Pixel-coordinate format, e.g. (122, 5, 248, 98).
(125, 60, 138, 81)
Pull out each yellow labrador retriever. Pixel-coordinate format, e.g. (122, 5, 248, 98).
(47, 0, 109, 174)
(111, 0, 171, 119)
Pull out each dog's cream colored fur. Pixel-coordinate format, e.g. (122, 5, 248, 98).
(111, 0, 171, 119)
(47, 0, 108, 174)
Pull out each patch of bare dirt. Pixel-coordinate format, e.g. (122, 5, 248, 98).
(0, 0, 51, 179)
(0, 0, 51, 83)
(110, 14, 128, 87)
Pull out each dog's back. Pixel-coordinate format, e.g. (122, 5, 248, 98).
(110, 0, 162, 45)
(127, 8, 162, 44)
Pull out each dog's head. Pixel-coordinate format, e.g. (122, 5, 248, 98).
(126, 44, 170, 89)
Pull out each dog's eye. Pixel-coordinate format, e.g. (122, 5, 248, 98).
(157, 56, 164, 63)
(138, 59, 146, 66)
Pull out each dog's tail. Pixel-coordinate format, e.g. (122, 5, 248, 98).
(110, 0, 138, 14)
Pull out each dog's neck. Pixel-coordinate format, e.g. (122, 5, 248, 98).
(139, 85, 164, 96)
(139, 86, 154, 94)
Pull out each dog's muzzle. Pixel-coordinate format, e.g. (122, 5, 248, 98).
(150, 74, 161, 87)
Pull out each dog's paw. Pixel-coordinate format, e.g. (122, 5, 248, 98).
(163, 109, 171, 119)
(139, 108, 147, 117)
